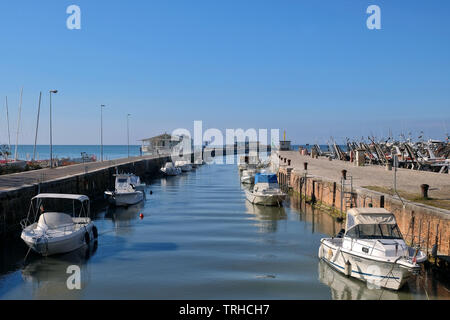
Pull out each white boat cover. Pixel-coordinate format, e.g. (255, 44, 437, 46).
(38, 212, 74, 229)
(346, 208, 396, 231)
(32, 193, 89, 202)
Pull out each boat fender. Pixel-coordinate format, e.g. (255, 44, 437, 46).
(344, 260, 352, 277)
(84, 232, 90, 245)
(92, 226, 98, 239)
(149, 190, 153, 195)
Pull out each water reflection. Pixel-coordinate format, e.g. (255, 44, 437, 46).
(104, 202, 145, 235)
(21, 242, 97, 299)
(318, 259, 402, 300)
(289, 195, 344, 236)
(245, 201, 287, 233)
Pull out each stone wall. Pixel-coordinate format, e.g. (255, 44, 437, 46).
(279, 166, 450, 256)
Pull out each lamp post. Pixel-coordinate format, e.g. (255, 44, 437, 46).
(127, 113, 131, 158)
(100, 104, 106, 161)
(49, 90, 58, 168)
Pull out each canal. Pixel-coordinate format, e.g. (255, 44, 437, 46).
(0, 156, 448, 299)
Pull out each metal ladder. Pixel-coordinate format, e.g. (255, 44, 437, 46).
(340, 175, 353, 214)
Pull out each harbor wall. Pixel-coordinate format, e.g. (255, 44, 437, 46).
(278, 166, 450, 256)
(0, 156, 170, 236)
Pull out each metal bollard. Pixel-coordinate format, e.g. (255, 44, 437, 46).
(420, 184, 429, 199)
(341, 169, 347, 180)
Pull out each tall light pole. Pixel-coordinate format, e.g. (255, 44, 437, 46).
(49, 90, 58, 168)
(100, 104, 106, 161)
(127, 113, 131, 158)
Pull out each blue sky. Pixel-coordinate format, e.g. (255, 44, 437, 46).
(0, 0, 449, 145)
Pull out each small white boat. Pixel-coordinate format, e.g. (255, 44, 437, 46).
(104, 174, 144, 206)
(160, 162, 182, 176)
(21, 193, 97, 256)
(318, 208, 427, 291)
(240, 169, 257, 184)
(245, 173, 286, 206)
(175, 160, 193, 172)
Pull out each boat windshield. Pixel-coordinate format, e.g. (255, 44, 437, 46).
(346, 224, 403, 240)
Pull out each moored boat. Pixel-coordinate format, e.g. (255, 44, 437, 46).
(175, 160, 193, 172)
(20, 193, 97, 256)
(245, 173, 286, 206)
(318, 208, 427, 291)
(160, 162, 182, 176)
(104, 174, 144, 206)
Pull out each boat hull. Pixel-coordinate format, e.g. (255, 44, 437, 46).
(179, 164, 192, 172)
(245, 190, 286, 206)
(21, 223, 95, 257)
(161, 168, 181, 176)
(319, 239, 417, 291)
(105, 191, 144, 206)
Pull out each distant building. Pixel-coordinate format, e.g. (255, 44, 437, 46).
(279, 131, 291, 151)
(140, 133, 193, 156)
(279, 140, 291, 151)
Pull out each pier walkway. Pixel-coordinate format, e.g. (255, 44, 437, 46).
(0, 155, 160, 193)
(280, 151, 450, 201)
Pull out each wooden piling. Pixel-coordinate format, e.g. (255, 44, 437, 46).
(332, 182, 336, 208)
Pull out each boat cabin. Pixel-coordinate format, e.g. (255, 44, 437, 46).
(344, 208, 402, 240)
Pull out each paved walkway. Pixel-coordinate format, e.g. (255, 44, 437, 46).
(0, 155, 161, 192)
(280, 151, 450, 200)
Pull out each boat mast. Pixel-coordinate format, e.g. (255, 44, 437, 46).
(14, 87, 23, 161)
(33, 92, 42, 161)
(5, 96, 11, 150)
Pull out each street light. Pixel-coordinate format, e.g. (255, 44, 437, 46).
(49, 90, 58, 168)
(127, 114, 131, 158)
(100, 104, 106, 161)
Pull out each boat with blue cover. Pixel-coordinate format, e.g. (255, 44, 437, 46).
(245, 173, 286, 206)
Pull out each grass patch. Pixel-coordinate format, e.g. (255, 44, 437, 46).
(363, 186, 450, 211)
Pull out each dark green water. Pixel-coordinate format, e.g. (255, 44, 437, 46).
(0, 156, 448, 299)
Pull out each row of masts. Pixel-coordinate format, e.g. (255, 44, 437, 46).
(2, 88, 43, 162)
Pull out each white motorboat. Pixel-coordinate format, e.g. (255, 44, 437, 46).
(175, 160, 193, 172)
(245, 173, 286, 206)
(240, 169, 257, 184)
(160, 162, 182, 176)
(20, 193, 97, 256)
(104, 174, 144, 206)
(318, 208, 427, 291)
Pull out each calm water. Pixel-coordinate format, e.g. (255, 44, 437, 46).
(5, 145, 141, 161)
(0, 156, 448, 299)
